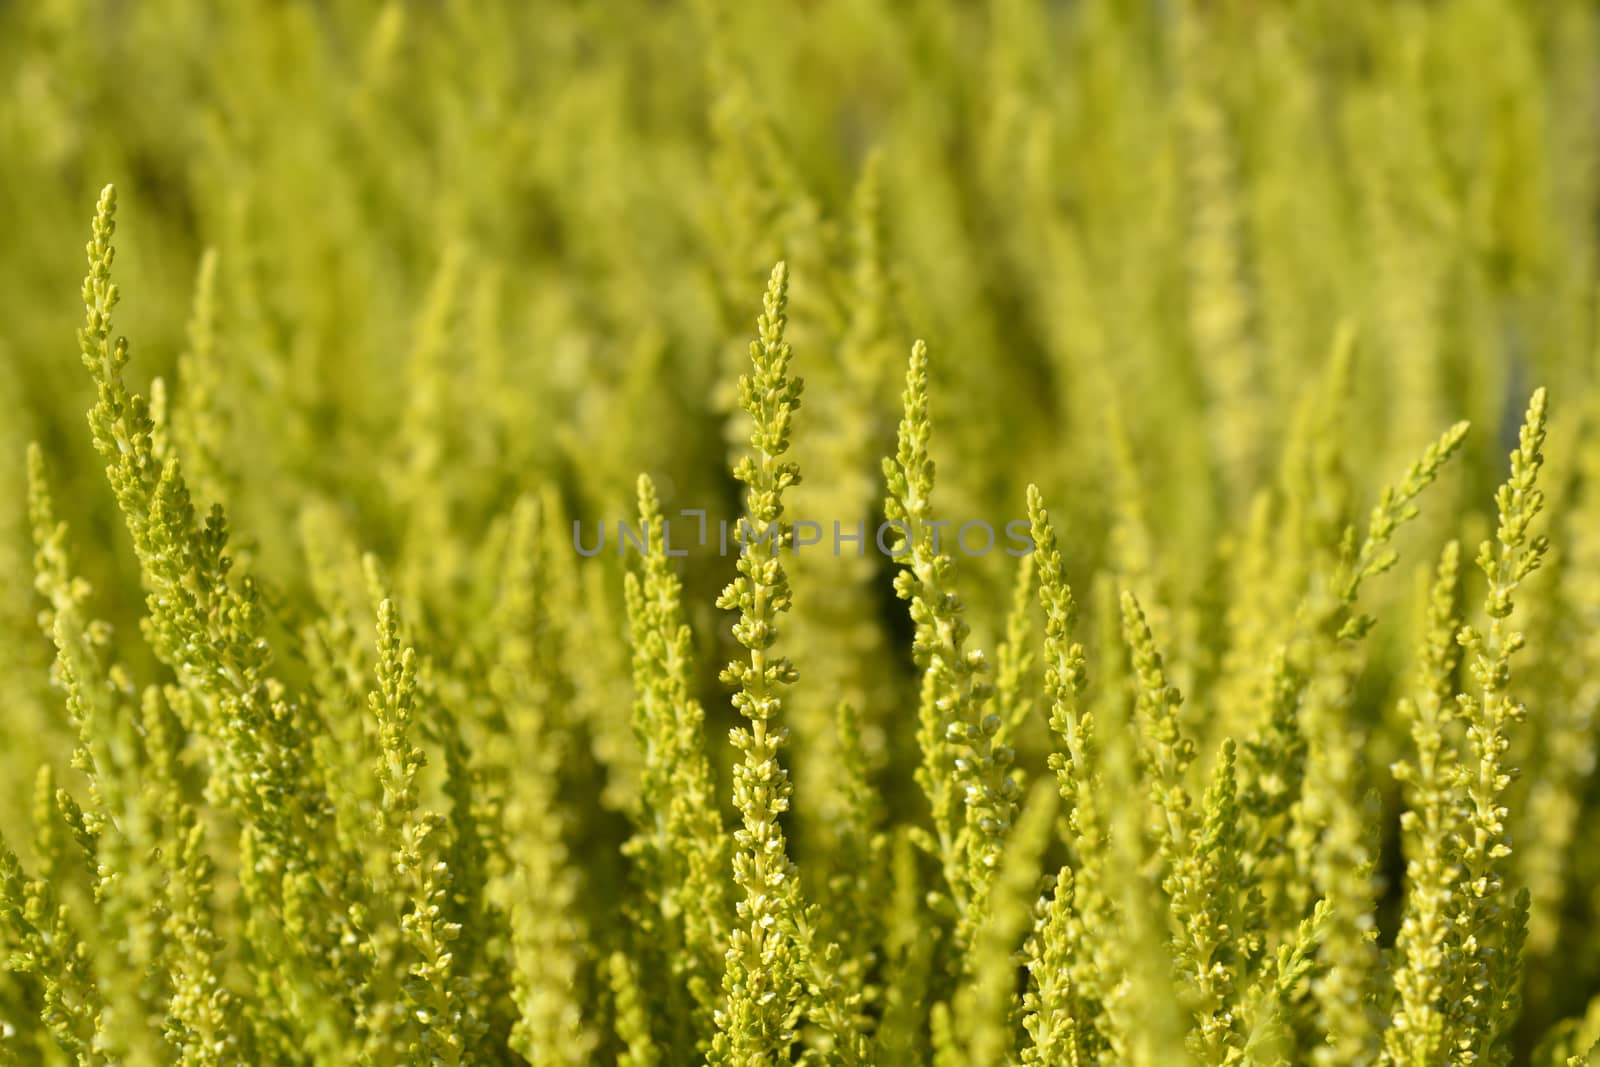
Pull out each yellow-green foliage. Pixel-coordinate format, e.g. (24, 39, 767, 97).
(3, 2, 1600, 1065)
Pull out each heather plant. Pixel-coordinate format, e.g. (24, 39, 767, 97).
(5, 2, 1600, 1066)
